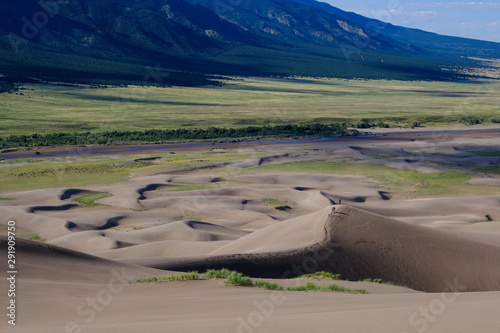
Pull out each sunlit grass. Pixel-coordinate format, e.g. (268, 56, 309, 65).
(247, 160, 499, 197)
(262, 198, 297, 210)
(297, 271, 342, 280)
(1, 78, 499, 138)
(224, 271, 253, 286)
(254, 280, 284, 291)
(74, 193, 113, 207)
(0, 151, 260, 193)
(287, 282, 368, 294)
(158, 183, 220, 192)
(133, 272, 200, 284)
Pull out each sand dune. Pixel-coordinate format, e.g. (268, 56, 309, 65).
(95, 239, 231, 259)
(0, 235, 161, 282)
(1, 128, 500, 332)
(147, 206, 500, 293)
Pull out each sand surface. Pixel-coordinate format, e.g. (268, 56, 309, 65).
(1, 126, 500, 332)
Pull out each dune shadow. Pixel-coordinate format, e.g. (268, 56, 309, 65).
(60, 189, 88, 200)
(137, 184, 165, 200)
(29, 204, 79, 213)
(378, 191, 392, 201)
(65, 216, 125, 232)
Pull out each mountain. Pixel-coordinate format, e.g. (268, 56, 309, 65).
(183, 0, 417, 54)
(289, 0, 500, 60)
(1, 0, 498, 86)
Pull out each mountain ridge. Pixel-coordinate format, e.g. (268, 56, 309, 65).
(1, 0, 499, 86)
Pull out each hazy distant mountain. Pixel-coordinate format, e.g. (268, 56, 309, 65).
(1, 0, 498, 85)
(289, 0, 500, 60)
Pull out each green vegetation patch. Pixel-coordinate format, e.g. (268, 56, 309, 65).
(0, 159, 133, 192)
(287, 282, 368, 294)
(203, 268, 232, 279)
(469, 151, 500, 157)
(0, 197, 15, 201)
(0, 123, 349, 149)
(250, 160, 498, 197)
(254, 280, 284, 291)
(0, 151, 258, 192)
(368, 153, 402, 159)
(1, 78, 499, 144)
(131, 269, 371, 293)
(262, 198, 297, 210)
(27, 234, 44, 242)
(133, 272, 200, 284)
(361, 278, 396, 285)
(158, 183, 220, 192)
(297, 271, 399, 286)
(476, 166, 500, 175)
(297, 271, 342, 280)
(133, 269, 283, 290)
(225, 271, 253, 286)
(74, 193, 113, 207)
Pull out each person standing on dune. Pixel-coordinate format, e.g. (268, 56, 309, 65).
(330, 207, 335, 216)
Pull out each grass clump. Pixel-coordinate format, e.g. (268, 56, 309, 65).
(131, 269, 370, 293)
(174, 272, 200, 281)
(225, 271, 253, 286)
(361, 278, 396, 285)
(133, 271, 199, 284)
(254, 280, 284, 291)
(74, 192, 113, 207)
(0, 197, 14, 201)
(297, 271, 342, 280)
(288, 282, 367, 294)
(28, 234, 43, 241)
(203, 268, 232, 279)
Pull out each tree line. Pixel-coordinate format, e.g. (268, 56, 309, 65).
(0, 123, 351, 149)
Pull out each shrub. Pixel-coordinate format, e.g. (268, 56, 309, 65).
(225, 272, 253, 286)
(28, 234, 43, 241)
(203, 268, 232, 279)
(361, 278, 395, 285)
(254, 280, 283, 290)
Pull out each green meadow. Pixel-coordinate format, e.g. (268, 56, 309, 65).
(1, 77, 499, 138)
(1, 148, 498, 198)
(243, 160, 500, 198)
(0, 151, 258, 193)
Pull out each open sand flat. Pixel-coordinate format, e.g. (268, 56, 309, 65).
(1, 127, 500, 332)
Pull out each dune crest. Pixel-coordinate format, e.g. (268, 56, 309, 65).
(151, 206, 500, 292)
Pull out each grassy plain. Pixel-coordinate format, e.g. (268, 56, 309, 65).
(1, 77, 499, 137)
(1, 148, 498, 198)
(243, 160, 500, 198)
(0, 151, 257, 193)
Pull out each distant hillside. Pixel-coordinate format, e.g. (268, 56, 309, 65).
(289, 0, 500, 60)
(0, 0, 498, 86)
